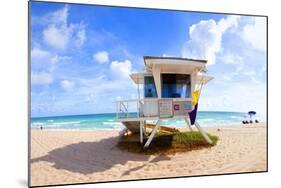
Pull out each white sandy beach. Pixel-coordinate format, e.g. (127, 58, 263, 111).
(30, 123, 267, 187)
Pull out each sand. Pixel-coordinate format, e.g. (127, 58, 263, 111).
(30, 123, 267, 187)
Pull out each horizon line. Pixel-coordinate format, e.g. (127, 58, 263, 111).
(31, 110, 248, 119)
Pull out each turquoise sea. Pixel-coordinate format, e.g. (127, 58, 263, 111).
(30, 111, 253, 131)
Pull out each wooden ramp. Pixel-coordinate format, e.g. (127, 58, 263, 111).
(146, 123, 179, 133)
(121, 121, 141, 133)
(121, 121, 180, 134)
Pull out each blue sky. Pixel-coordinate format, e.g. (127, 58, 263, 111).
(30, 2, 267, 118)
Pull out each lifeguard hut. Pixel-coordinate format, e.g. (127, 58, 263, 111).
(116, 56, 213, 148)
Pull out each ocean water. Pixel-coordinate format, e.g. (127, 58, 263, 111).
(30, 111, 251, 131)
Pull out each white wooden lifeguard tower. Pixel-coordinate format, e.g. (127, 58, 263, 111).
(116, 56, 213, 148)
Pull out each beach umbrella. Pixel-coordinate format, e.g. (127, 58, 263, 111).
(248, 111, 256, 115)
(248, 111, 256, 120)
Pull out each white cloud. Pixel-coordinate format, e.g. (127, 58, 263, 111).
(220, 52, 243, 65)
(51, 55, 72, 64)
(60, 80, 75, 91)
(110, 60, 132, 79)
(31, 72, 53, 85)
(242, 17, 266, 51)
(84, 93, 97, 103)
(31, 5, 68, 26)
(65, 60, 137, 111)
(50, 5, 68, 25)
(188, 16, 267, 119)
(93, 51, 109, 64)
(31, 47, 50, 58)
(219, 51, 244, 73)
(75, 27, 86, 47)
(31, 53, 72, 75)
(218, 15, 239, 32)
(222, 74, 232, 81)
(200, 81, 266, 120)
(43, 25, 69, 49)
(241, 70, 255, 76)
(42, 6, 86, 49)
(182, 15, 240, 65)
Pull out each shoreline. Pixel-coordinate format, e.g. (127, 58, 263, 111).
(30, 123, 267, 187)
(30, 122, 266, 132)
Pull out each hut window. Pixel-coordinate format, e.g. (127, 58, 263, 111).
(161, 74, 191, 98)
(144, 76, 158, 98)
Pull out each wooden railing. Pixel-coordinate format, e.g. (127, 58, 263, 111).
(116, 98, 193, 120)
(116, 98, 158, 120)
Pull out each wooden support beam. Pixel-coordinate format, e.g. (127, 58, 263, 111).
(143, 120, 147, 138)
(194, 122, 213, 144)
(184, 117, 193, 132)
(144, 119, 161, 148)
(140, 121, 143, 144)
